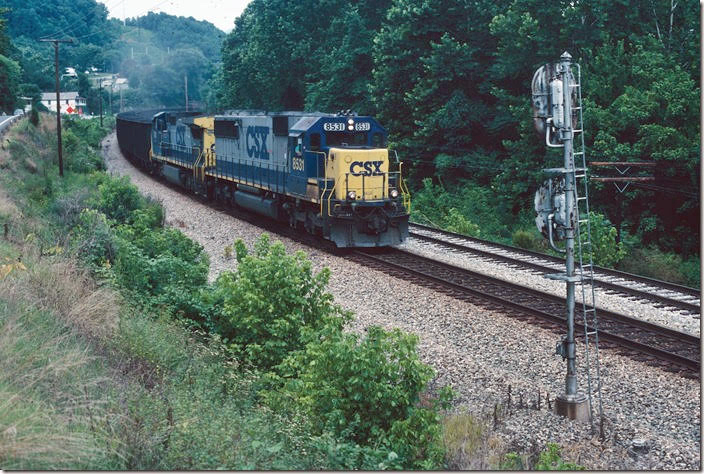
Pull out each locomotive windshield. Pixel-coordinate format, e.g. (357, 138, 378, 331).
(325, 131, 368, 147)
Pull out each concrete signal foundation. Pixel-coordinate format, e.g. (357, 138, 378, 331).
(554, 392, 590, 421)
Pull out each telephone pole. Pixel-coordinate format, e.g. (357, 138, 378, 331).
(98, 79, 104, 127)
(39, 38, 73, 177)
(184, 73, 189, 111)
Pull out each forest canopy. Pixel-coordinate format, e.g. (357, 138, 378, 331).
(1, 0, 699, 275)
(217, 0, 699, 257)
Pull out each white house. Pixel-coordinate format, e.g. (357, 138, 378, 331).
(40, 92, 87, 115)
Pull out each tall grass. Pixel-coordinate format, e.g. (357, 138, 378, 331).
(0, 299, 112, 469)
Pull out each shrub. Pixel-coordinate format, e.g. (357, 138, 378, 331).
(272, 325, 451, 469)
(444, 207, 480, 237)
(587, 212, 626, 267)
(52, 188, 92, 227)
(618, 246, 700, 287)
(72, 208, 116, 267)
(29, 107, 39, 126)
(533, 443, 585, 470)
(92, 176, 145, 224)
(112, 231, 209, 299)
(203, 235, 349, 370)
(512, 229, 537, 250)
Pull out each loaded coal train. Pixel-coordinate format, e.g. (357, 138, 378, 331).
(116, 109, 410, 247)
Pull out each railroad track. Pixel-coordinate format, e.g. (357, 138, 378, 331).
(114, 146, 700, 377)
(350, 247, 701, 378)
(409, 222, 701, 316)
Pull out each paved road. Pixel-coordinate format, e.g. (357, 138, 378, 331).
(0, 114, 19, 134)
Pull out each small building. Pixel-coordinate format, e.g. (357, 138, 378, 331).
(40, 92, 86, 115)
(114, 77, 129, 91)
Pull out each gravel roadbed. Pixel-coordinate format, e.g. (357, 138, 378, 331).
(103, 133, 700, 470)
(400, 240, 701, 337)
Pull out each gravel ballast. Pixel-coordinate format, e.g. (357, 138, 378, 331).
(103, 133, 700, 470)
(402, 239, 701, 336)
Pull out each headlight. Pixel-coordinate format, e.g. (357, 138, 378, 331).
(347, 190, 356, 200)
(389, 189, 399, 199)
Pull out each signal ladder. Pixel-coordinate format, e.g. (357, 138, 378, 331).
(571, 64, 605, 436)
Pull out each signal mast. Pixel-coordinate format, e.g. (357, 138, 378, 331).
(532, 52, 603, 429)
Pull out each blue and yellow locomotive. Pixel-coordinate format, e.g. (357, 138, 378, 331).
(116, 109, 410, 247)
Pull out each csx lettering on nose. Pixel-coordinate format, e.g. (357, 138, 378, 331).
(349, 161, 383, 176)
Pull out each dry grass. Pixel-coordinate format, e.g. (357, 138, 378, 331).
(0, 245, 120, 342)
(0, 300, 111, 469)
(442, 410, 507, 469)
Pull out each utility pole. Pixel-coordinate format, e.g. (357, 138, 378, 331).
(98, 79, 104, 127)
(39, 38, 73, 178)
(185, 73, 189, 111)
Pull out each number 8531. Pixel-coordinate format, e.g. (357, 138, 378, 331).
(292, 156, 305, 171)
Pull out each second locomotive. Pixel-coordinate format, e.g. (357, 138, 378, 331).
(117, 110, 411, 247)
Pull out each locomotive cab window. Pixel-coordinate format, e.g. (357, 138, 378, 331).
(310, 133, 321, 151)
(325, 131, 368, 147)
(372, 132, 385, 148)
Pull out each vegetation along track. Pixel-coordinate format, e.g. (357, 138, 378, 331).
(409, 223, 701, 316)
(114, 143, 700, 378)
(350, 248, 700, 379)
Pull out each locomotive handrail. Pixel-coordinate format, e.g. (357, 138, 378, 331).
(306, 150, 328, 213)
(193, 147, 204, 183)
(398, 161, 411, 212)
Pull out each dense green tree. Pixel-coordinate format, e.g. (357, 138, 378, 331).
(0, 54, 21, 112)
(126, 12, 225, 59)
(0, 8, 20, 112)
(305, 0, 392, 114)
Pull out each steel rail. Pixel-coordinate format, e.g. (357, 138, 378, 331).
(353, 248, 700, 375)
(115, 141, 700, 375)
(409, 222, 701, 313)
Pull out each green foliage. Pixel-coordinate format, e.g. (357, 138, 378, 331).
(113, 211, 209, 300)
(61, 128, 104, 173)
(28, 106, 39, 125)
(587, 212, 626, 267)
(72, 208, 116, 267)
(204, 235, 349, 370)
(91, 175, 145, 224)
(0, 54, 20, 113)
(444, 207, 480, 237)
(533, 443, 585, 470)
(411, 178, 508, 240)
(272, 325, 451, 469)
(618, 245, 700, 287)
(512, 229, 538, 250)
(585, 37, 699, 255)
(499, 452, 524, 470)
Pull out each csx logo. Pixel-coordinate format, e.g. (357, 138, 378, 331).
(246, 126, 269, 159)
(349, 161, 383, 176)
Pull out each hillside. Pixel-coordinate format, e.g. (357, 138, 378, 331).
(1, 1, 224, 113)
(213, 0, 700, 285)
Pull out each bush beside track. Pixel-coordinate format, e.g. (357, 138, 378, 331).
(0, 113, 452, 470)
